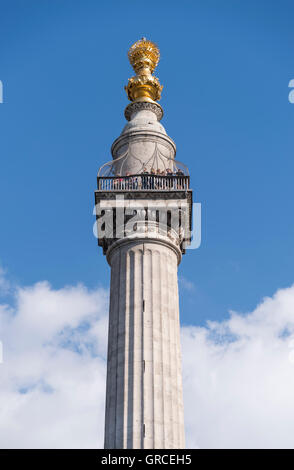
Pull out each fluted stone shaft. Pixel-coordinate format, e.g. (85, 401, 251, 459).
(104, 239, 185, 449)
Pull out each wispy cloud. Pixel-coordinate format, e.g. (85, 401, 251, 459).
(179, 275, 195, 292)
(0, 266, 11, 295)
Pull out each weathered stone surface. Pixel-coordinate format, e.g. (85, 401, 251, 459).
(104, 239, 185, 449)
(111, 104, 176, 176)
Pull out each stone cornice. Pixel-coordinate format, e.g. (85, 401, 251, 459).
(124, 101, 164, 121)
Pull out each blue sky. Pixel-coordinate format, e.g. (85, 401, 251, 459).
(0, 0, 294, 327)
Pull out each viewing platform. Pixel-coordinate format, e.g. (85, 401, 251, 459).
(97, 174, 190, 192)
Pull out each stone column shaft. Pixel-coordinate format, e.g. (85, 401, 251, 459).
(104, 240, 185, 449)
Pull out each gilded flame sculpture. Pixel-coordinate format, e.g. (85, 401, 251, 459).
(125, 37, 163, 103)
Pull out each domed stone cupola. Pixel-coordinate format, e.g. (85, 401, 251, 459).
(98, 38, 189, 178)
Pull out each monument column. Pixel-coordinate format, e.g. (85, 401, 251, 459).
(104, 236, 185, 449)
(95, 38, 192, 449)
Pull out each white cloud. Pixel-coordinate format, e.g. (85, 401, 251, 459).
(182, 285, 294, 449)
(179, 275, 195, 292)
(0, 279, 109, 449)
(0, 268, 294, 448)
(0, 266, 11, 295)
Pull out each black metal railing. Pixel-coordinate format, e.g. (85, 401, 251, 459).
(97, 175, 189, 191)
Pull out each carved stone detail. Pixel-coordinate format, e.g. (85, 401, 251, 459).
(124, 101, 164, 121)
